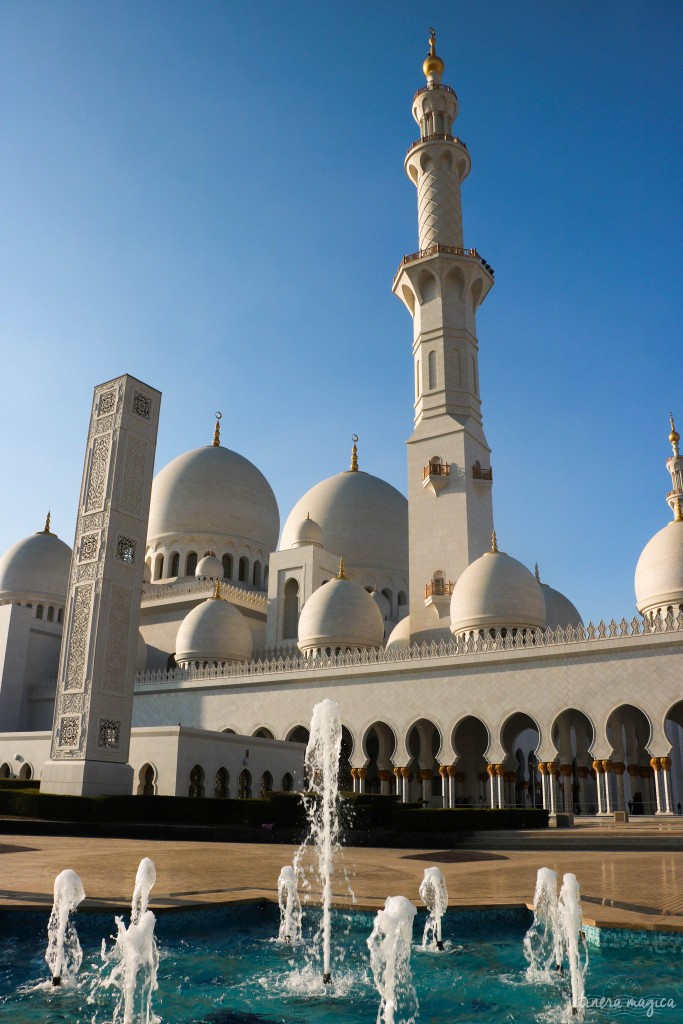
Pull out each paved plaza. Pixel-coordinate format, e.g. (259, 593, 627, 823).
(1, 818, 682, 934)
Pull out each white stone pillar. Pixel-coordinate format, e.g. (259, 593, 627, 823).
(601, 762, 614, 813)
(539, 764, 549, 811)
(651, 758, 664, 814)
(439, 766, 449, 808)
(614, 763, 626, 811)
(660, 757, 674, 814)
(548, 764, 558, 815)
(593, 762, 605, 814)
(487, 765, 497, 808)
(358, 768, 367, 795)
(496, 766, 506, 809)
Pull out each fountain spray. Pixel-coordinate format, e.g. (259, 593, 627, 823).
(523, 866, 563, 978)
(299, 698, 342, 984)
(367, 896, 418, 1024)
(277, 865, 302, 944)
(558, 872, 588, 1019)
(419, 866, 448, 951)
(45, 869, 86, 986)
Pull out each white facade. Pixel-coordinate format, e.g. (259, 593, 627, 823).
(0, 34, 682, 813)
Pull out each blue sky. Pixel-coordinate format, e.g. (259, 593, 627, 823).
(1, 1, 681, 623)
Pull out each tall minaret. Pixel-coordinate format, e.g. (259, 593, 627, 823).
(666, 414, 683, 514)
(392, 31, 495, 642)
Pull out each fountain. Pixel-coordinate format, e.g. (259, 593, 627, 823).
(100, 856, 159, 1024)
(294, 697, 343, 984)
(523, 866, 563, 978)
(418, 866, 448, 951)
(558, 872, 588, 1019)
(277, 864, 302, 944)
(367, 896, 418, 1024)
(45, 868, 86, 987)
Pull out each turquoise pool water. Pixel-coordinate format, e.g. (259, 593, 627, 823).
(0, 903, 680, 1023)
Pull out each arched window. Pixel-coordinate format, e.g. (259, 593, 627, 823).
(137, 763, 156, 796)
(238, 556, 249, 582)
(222, 554, 233, 579)
(252, 560, 262, 588)
(398, 591, 408, 609)
(46, 606, 54, 622)
(260, 771, 273, 797)
(428, 350, 437, 390)
(281, 772, 293, 792)
(170, 552, 180, 577)
(238, 769, 252, 799)
(18, 764, 32, 780)
(0, 763, 10, 779)
(36, 605, 44, 620)
(283, 578, 299, 640)
(214, 767, 229, 799)
(186, 552, 197, 577)
(57, 608, 64, 624)
(154, 553, 164, 580)
(188, 764, 204, 798)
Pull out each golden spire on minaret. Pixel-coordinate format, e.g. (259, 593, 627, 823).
(212, 579, 222, 599)
(42, 511, 52, 535)
(534, 562, 541, 583)
(337, 556, 347, 579)
(491, 530, 499, 554)
(669, 411, 680, 457)
(423, 26, 445, 81)
(674, 496, 683, 523)
(350, 434, 359, 472)
(212, 411, 222, 447)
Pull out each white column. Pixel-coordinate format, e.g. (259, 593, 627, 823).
(448, 770, 455, 809)
(651, 758, 664, 814)
(439, 767, 449, 808)
(594, 763, 604, 815)
(602, 763, 614, 813)
(660, 758, 674, 814)
(488, 767, 497, 808)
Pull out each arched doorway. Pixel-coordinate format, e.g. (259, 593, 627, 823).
(406, 718, 442, 804)
(500, 712, 540, 808)
(260, 771, 273, 797)
(188, 764, 205, 798)
(551, 708, 595, 814)
(238, 769, 252, 799)
(451, 716, 489, 807)
(136, 763, 156, 796)
(214, 767, 229, 799)
(606, 704, 654, 814)
(362, 721, 397, 795)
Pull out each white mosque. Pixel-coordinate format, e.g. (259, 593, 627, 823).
(0, 34, 681, 815)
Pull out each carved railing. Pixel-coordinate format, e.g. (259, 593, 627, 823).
(472, 464, 493, 481)
(413, 83, 457, 99)
(425, 579, 454, 598)
(132, 612, 683, 689)
(407, 133, 468, 155)
(141, 578, 267, 608)
(423, 462, 450, 479)
(394, 244, 494, 283)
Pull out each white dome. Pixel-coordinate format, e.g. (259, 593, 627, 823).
(288, 514, 324, 549)
(281, 470, 408, 578)
(635, 520, 683, 616)
(450, 548, 546, 636)
(147, 445, 279, 555)
(175, 590, 253, 665)
(385, 614, 412, 652)
(195, 554, 224, 580)
(542, 584, 582, 630)
(0, 526, 72, 605)
(297, 575, 384, 654)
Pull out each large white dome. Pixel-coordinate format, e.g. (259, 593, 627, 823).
(148, 445, 279, 554)
(541, 584, 582, 630)
(385, 614, 412, 652)
(0, 526, 72, 605)
(450, 546, 546, 637)
(281, 470, 408, 578)
(635, 519, 683, 617)
(175, 589, 253, 665)
(297, 575, 384, 655)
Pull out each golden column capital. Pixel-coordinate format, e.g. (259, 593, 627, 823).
(378, 770, 392, 782)
(419, 769, 432, 782)
(601, 760, 613, 773)
(627, 763, 639, 777)
(612, 762, 625, 776)
(592, 760, 603, 773)
(486, 764, 496, 777)
(659, 756, 672, 771)
(559, 764, 573, 777)
(577, 766, 589, 779)
(438, 765, 448, 779)
(649, 756, 660, 772)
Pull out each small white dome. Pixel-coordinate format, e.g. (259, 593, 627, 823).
(0, 525, 72, 605)
(385, 615, 412, 652)
(148, 444, 279, 555)
(297, 575, 384, 654)
(195, 554, 224, 580)
(175, 590, 253, 665)
(288, 514, 324, 549)
(542, 584, 582, 630)
(136, 631, 148, 673)
(635, 520, 683, 616)
(281, 469, 408, 578)
(450, 548, 546, 636)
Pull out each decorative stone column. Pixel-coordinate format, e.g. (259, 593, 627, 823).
(378, 770, 391, 796)
(41, 375, 161, 796)
(393, 766, 404, 802)
(613, 762, 626, 811)
(547, 762, 559, 815)
(419, 768, 432, 803)
(439, 765, 449, 807)
(357, 766, 367, 795)
(486, 764, 497, 808)
(659, 757, 674, 814)
(592, 760, 604, 814)
(650, 757, 664, 814)
(560, 764, 573, 813)
(577, 766, 589, 815)
(601, 761, 614, 813)
(495, 764, 506, 809)
(538, 761, 548, 810)
(401, 767, 411, 804)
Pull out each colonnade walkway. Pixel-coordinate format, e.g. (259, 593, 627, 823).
(1, 819, 683, 934)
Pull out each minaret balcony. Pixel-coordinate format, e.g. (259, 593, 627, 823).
(425, 578, 453, 618)
(406, 132, 468, 157)
(423, 460, 450, 495)
(413, 82, 457, 100)
(393, 243, 494, 287)
(472, 461, 493, 484)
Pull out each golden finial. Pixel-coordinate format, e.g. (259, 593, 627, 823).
(669, 411, 680, 455)
(674, 496, 683, 523)
(42, 511, 51, 534)
(338, 556, 347, 579)
(423, 27, 445, 81)
(534, 562, 541, 583)
(491, 530, 499, 554)
(212, 411, 222, 447)
(350, 434, 359, 472)
(213, 579, 222, 599)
